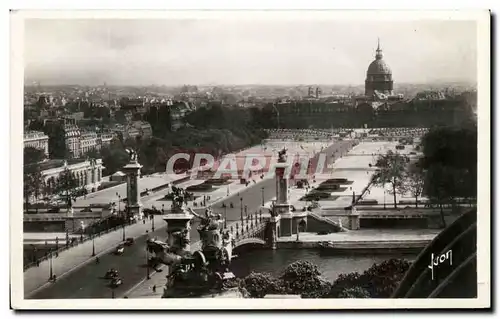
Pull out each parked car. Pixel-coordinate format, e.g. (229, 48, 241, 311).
(104, 269, 119, 279)
(110, 277, 123, 287)
(125, 237, 134, 246)
(115, 245, 125, 255)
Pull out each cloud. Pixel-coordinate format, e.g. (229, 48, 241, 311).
(24, 19, 477, 85)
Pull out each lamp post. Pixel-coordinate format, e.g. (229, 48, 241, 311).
(91, 228, 96, 256)
(224, 205, 227, 229)
(116, 193, 121, 216)
(31, 244, 36, 263)
(48, 249, 53, 281)
(65, 229, 69, 248)
(383, 186, 386, 210)
(261, 187, 265, 206)
(240, 197, 243, 224)
(146, 245, 150, 280)
(122, 220, 126, 242)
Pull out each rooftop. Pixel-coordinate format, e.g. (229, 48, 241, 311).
(24, 131, 48, 139)
(25, 158, 90, 171)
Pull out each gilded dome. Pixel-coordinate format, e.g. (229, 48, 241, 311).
(367, 58, 392, 75)
(366, 40, 392, 75)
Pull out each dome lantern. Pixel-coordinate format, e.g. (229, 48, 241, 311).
(375, 38, 383, 60)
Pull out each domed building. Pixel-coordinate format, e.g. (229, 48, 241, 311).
(365, 39, 394, 98)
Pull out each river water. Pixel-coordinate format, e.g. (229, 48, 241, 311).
(230, 249, 417, 282)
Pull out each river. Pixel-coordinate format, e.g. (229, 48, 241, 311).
(230, 249, 417, 281)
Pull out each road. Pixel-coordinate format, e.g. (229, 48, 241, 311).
(28, 141, 356, 299)
(28, 178, 277, 299)
(211, 178, 276, 223)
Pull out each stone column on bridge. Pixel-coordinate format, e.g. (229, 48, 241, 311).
(163, 199, 194, 253)
(274, 149, 292, 240)
(273, 148, 307, 241)
(349, 191, 360, 230)
(122, 149, 143, 221)
(162, 189, 194, 290)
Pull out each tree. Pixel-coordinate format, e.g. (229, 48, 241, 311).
(241, 261, 332, 298)
(328, 259, 411, 298)
(372, 150, 408, 209)
(338, 287, 371, 298)
(100, 140, 129, 175)
(424, 164, 461, 228)
(23, 164, 45, 210)
(420, 125, 477, 224)
(279, 260, 331, 298)
(45, 123, 70, 159)
(82, 148, 100, 159)
(24, 147, 46, 165)
(403, 161, 425, 208)
(241, 272, 283, 298)
(53, 168, 80, 208)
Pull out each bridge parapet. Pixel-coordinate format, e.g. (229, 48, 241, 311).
(229, 213, 268, 247)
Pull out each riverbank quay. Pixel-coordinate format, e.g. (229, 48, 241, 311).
(277, 229, 440, 252)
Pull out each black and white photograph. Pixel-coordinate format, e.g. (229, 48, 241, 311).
(10, 10, 490, 310)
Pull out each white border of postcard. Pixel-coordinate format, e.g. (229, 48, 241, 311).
(10, 9, 491, 310)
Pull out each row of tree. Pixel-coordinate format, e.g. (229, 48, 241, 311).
(96, 105, 269, 176)
(240, 259, 411, 298)
(370, 123, 477, 227)
(24, 149, 85, 210)
(27, 104, 270, 177)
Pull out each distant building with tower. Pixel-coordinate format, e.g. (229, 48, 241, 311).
(365, 39, 394, 98)
(307, 87, 322, 99)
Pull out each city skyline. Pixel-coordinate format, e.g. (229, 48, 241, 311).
(24, 19, 477, 86)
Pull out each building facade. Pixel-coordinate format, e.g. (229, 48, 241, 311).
(170, 101, 194, 131)
(98, 132, 114, 148)
(365, 40, 394, 98)
(43, 158, 104, 194)
(133, 121, 153, 138)
(64, 124, 81, 158)
(24, 131, 49, 156)
(79, 131, 99, 155)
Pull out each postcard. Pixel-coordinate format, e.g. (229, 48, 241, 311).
(11, 9, 490, 310)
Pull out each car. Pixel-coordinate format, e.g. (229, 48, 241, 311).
(125, 237, 134, 246)
(115, 246, 125, 255)
(104, 269, 118, 279)
(110, 277, 123, 287)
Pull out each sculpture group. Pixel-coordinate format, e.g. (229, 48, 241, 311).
(146, 191, 236, 297)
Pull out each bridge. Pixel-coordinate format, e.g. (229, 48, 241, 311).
(224, 213, 268, 250)
(193, 208, 348, 253)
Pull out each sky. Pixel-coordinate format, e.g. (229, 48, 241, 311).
(23, 18, 478, 86)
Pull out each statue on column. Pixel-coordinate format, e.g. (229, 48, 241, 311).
(278, 147, 288, 163)
(148, 205, 236, 297)
(171, 186, 187, 210)
(125, 148, 138, 163)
